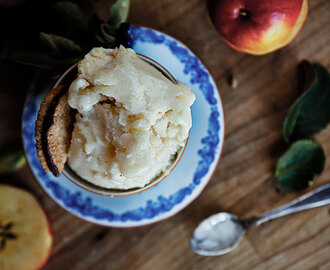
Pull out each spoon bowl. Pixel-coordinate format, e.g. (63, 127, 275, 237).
(190, 212, 245, 256)
(190, 183, 330, 256)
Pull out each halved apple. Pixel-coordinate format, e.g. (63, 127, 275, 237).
(0, 185, 52, 270)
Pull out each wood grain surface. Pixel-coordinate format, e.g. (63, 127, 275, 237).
(0, 0, 330, 269)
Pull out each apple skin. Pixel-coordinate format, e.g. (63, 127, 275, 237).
(207, 0, 309, 55)
(35, 204, 53, 270)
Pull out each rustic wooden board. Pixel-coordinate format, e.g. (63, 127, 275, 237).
(0, 0, 329, 269)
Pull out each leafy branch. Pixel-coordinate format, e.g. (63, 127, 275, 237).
(0, 0, 130, 70)
(275, 61, 330, 190)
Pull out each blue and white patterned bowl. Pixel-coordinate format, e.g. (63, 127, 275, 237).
(22, 25, 225, 227)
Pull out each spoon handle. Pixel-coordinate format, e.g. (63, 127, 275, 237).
(242, 183, 330, 228)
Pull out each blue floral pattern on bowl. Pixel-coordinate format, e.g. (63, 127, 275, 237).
(22, 25, 225, 227)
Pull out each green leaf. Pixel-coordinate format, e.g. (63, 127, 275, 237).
(51, 1, 88, 40)
(275, 140, 325, 190)
(88, 14, 109, 47)
(297, 60, 318, 93)
(283, 101, 301, 142)
(284, 61, 330, 142)
(40, 32, 83, 56)
(0, 146, 26, 175)
(0, 44, 81, 69)
(109, 0, 130, 28)
(100, 23, 117, 47)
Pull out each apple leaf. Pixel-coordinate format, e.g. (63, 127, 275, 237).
(109, 0, 130, 28)
(283, 61, 330, 142)
(0, 44, 80, 69)
(0, 145, 26, 175)
(40, 32, 83, 56)
(297, 60, 318, 93)
(88, 13, 123, 48)
(275, 140, 325, 191)
(88, 14, 110, 47)
(100, 23, 117, 47)
(51, 1, 88, 40)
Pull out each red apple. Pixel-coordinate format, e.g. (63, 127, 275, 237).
(207, 0, 309, 55)
(0, 185, 53, 270)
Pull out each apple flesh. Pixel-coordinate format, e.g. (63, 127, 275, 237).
(0, 185, 52, 270)
(207, 0, 309, 55)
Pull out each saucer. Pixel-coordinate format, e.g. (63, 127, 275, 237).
(22, 25, 225, 227)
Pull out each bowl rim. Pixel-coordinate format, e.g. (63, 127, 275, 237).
(54, 53, 190, 197)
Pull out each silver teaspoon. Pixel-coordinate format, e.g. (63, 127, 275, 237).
(190, 183, 330, 256)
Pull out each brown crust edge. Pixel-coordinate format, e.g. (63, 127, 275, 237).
(35, 85, 72, 176)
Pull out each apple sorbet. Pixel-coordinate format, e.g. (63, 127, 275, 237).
(67, 46, 195, 189)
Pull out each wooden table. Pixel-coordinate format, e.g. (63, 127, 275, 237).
(0, 0, 329, 269)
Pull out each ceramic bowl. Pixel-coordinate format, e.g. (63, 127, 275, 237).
(53, 54, 189, 197)
(23, 25, 224, 227)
